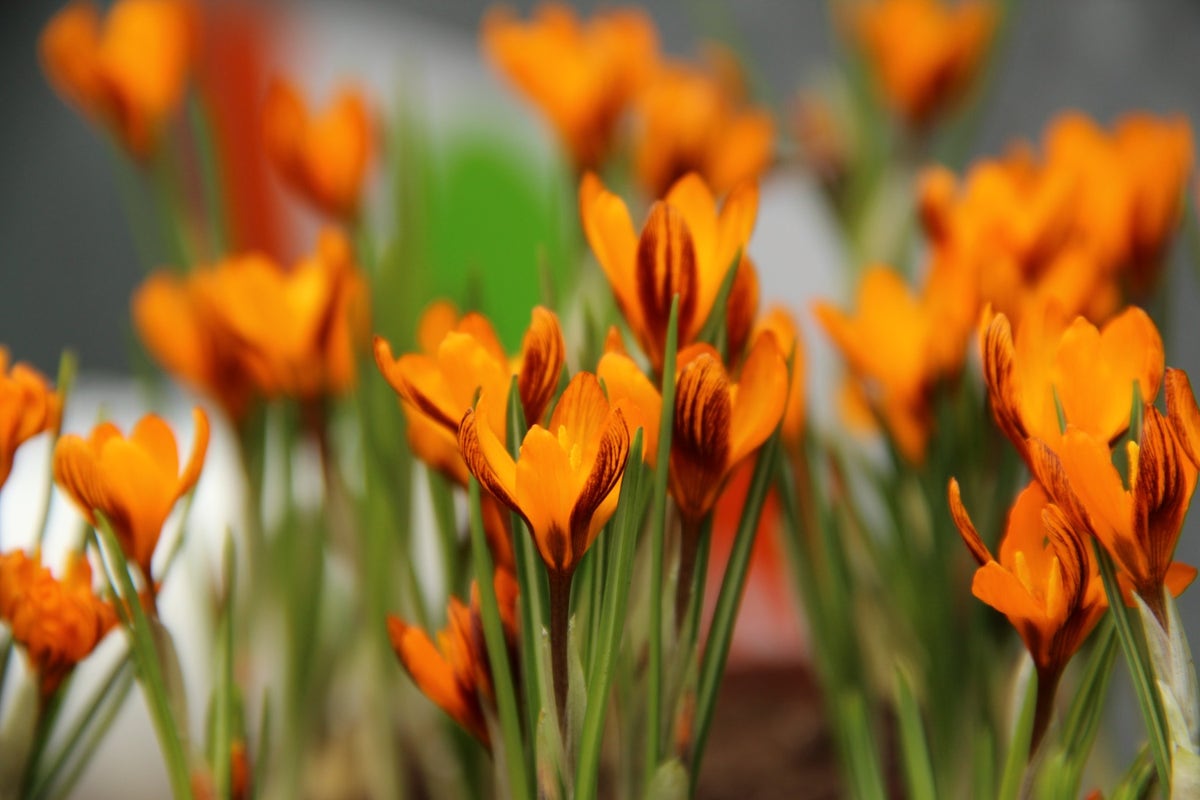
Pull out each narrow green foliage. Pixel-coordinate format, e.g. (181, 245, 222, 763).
(467, 478, 531, 800)
(894, 665, 938, 800)
(998, 664, 1037, 800)
(1094, 542, 1172, 791)
(645, 297, 680, 786)
(576, 429, 646, 800)
(690, 430, 782, 783)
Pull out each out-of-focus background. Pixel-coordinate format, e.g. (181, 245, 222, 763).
(2, 1, 1200, 797)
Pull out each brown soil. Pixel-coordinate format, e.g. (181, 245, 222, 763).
(696, 662, 841, 799)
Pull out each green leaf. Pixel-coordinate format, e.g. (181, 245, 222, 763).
(998, 660, 1037, 800)
(894, 664, 938, 800)
(1052, 619, 1118, 796)
(1094, 543, 1172, 790)
(575, 429, 647, 800)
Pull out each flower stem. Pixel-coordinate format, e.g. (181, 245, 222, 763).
(548, 569, 572, 736)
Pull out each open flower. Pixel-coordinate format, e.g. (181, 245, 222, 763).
(581, 172, 758, 373)
(388, 570, 518, 748)
(597, 348, 661, 466)
(982, 306, 1163, 464)
(53, 408, 209, 583)
(375, 304, 565, 485)
(850, 0, 995, 129)
(40, 0, 197, 158)
(669, 333, 788, 525)
(0, 550, 117, 698)
(133, 229, 370, 415)
(262, 77, 371, 219)
(460, 371, 629, 720)
(632, 58, 774, 197)
(1, 350, 62, 490)
(460, 372, 630, 579)
(1029, 395, 1198, 626)
(949, 479, 1106, 751)
(482, 3, 656, 169)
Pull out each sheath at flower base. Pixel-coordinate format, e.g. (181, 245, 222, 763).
(458, 372, 630, 722)
(262, 77, 371, 220)
(388, 570, 518, 748)
(374, 304, 566, 569)
(482, 3, 657, 170)
(948, 479, 1106, 753)
(981, 306, 1163, 467)
(580, 171, 759, 374)
(1028, 397, 1198, 628)
(0, 350, 62, 491)
(631, 59, 775, 198)
(40, 0, 197, 159)
(0, 549, 117, 699)
(52, 407, 210, 588)
(850, 0, 996, 129)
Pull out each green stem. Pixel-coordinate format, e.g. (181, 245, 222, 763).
(644, 298, 680, 787)
(92, 521, 194, 799)
(467, 479, 531, 800)
(689, 432, 781, 785)
(1093, 542, 1172, 791)
(998, 664, 1037, 800)
(548, 569, 572, 736)
(575, 432, 647, 800)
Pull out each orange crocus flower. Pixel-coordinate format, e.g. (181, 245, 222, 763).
(482, 3, 656, 170)
(388, 570, 518, 748)
(850, 0, 996, 129)
(981, 306, 1163, 465)
(460, 371, 630, 720)
(632, 59, 774, 198)
(134, 229, 370, 415)
(814, 265, 964, 463)
(375, 304, 565, 485)
(1029, 391, 1198, 627)
(597, 348, 662, 467)
(669, 333, 788, 526)
(53, 407, 209, 583)
(262, 77, 371, 220)
(581, 172, 758, 373)
(40, 0, 197, 159)
(0, 350, 62, 490)
(0, 550, 117, 698)
(949, 479, 1106, 752)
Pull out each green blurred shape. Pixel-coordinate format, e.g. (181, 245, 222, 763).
(424, 129, 571, 351)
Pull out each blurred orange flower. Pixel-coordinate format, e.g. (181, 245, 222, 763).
(388, 570, 518, 748)
(134, 229, 370, 415)
(0, 350, 62, 490)
(850, 0, 995, 128)
(632, 58, 774, 197)
(814, 265, 965, 463)
(0, 550, 117, 698)
(263, 77, 371, 220)
(949, 479, 1106, 750)
(53, 407, 209, 582)
(581, 172, 758, 373)
(981, 306, 1163, 464)
(40, 0, 197, 158)
(482, 3, 656, 169)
